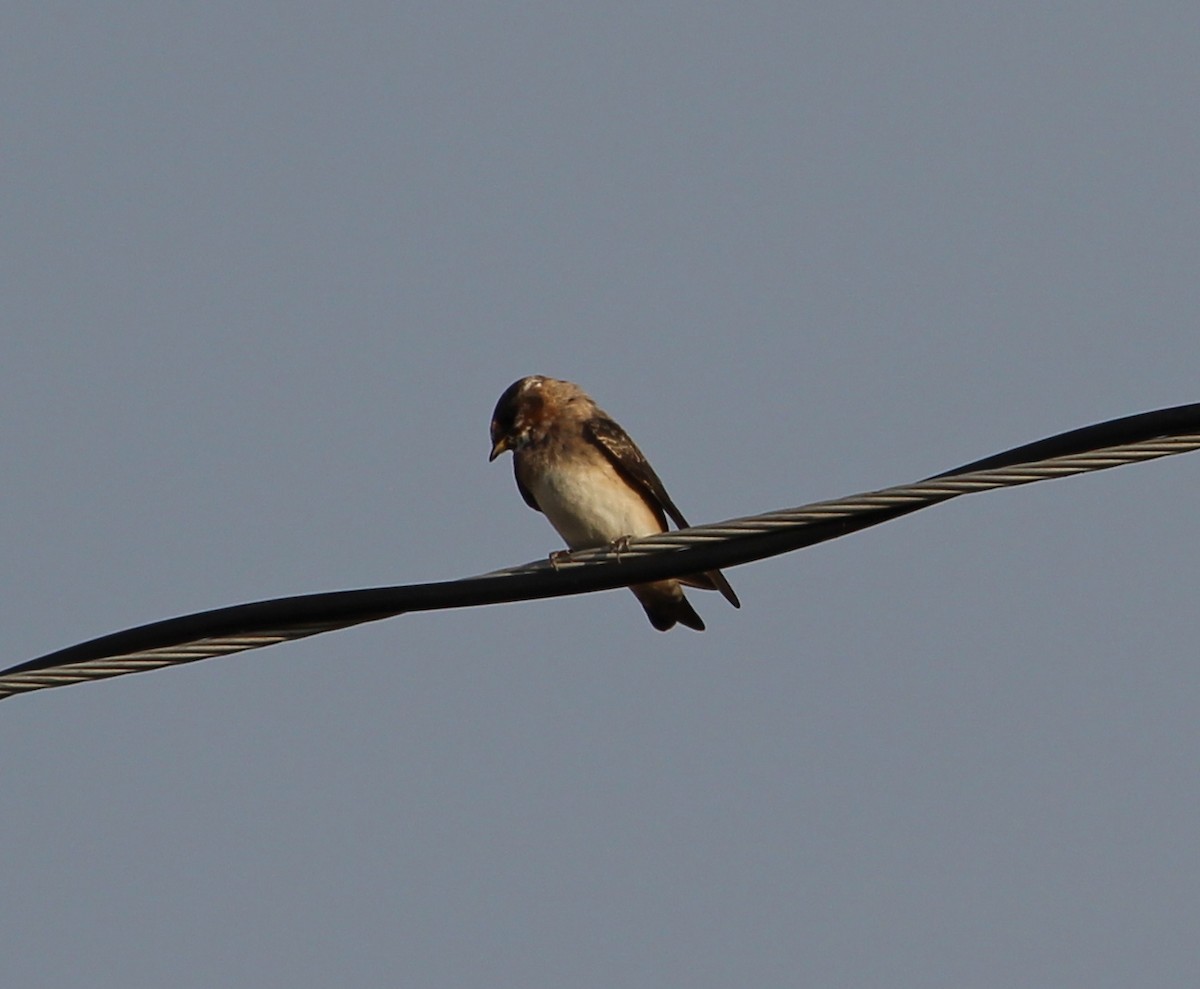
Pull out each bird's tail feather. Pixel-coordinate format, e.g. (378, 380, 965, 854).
(632, 582, 706, 632)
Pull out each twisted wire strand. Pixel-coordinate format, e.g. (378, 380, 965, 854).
(481, 433, 1200, 576)
(2, 407, 1197, 701)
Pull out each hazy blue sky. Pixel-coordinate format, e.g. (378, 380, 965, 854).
(3, 4, 1199, 986)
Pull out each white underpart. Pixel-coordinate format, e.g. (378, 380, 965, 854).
(527, 456, 662, 550)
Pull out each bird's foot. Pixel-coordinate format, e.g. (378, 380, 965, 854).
(548, 549, 574, 570)
(608, 535, 632, 561)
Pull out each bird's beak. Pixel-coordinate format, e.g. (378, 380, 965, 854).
(488, 436, 510, 462)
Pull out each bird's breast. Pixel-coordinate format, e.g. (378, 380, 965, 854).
(524, 456, 664, 549)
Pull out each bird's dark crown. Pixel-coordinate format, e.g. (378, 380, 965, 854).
(490, 376, 546, 443)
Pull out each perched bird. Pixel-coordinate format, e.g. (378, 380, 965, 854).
(488, 375, 740, 631)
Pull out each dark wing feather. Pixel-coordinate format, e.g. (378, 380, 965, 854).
(681, 567, 740, 609)
(584, 416, 740, 609)
(513, 461, 541, 512)
(583, 417, 689, 528)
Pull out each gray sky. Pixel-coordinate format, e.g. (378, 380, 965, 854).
(3, 4, 1199, 986)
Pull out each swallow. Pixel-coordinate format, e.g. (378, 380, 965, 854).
(489, 375, 740, 631)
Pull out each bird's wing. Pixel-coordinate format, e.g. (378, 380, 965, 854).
(583, 416, 689, 529)
(584, 416, 740, 609)
(512, 461, 542, 513)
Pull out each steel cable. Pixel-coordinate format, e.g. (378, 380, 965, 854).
(2, 403, 1198, 701)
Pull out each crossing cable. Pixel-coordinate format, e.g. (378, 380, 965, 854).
(2, 401, 1198, 701)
